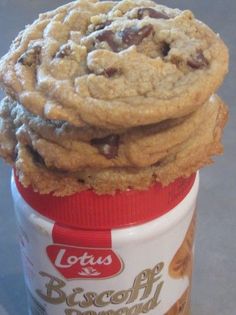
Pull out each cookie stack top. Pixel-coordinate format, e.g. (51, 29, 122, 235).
(0, 0, 229, 195)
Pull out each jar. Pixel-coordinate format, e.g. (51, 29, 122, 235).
(11, 171, 199, 315)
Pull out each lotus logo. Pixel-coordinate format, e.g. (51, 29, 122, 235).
(47, 245, 123, 279)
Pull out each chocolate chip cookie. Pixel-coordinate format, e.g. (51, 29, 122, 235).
(0, 94, 228, 195)
(4, 94, 227, 171)
(0, 0, 229, 195)
(0, 0, 228, 129)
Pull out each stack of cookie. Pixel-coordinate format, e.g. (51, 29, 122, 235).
(0, 0, 228, 196)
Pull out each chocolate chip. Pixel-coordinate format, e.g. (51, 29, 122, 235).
(152, 161, 161, 167)
(161, 42, 171, 57)
(187, 51, 209, 69)
(18, 45, 41, 66)
(27, 146, 45, 165)
(96, 25, 154, 52)
(96, 30, 120, 52)
(77, 178, 85, 184)
(55, 46, 72, 58)
(90, 134, 120, 159)
(137, 8, 170, 20)
(102, 67, 119, 78)
(94, 20, 112, 31)
(13, 146, 18, 162)
(122, 25, 154, 46)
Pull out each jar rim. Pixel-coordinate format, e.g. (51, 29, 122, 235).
(14, 171, 196, 230)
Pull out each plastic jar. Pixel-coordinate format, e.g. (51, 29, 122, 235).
(11, 172, 199, 315)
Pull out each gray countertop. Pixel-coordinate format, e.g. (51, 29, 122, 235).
(0, 1, 235, 314)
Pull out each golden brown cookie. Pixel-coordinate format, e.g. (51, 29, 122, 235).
(0, 95, 228, 195)
(0, 0, 228, 129)
(0, 95, 227, 171)
(0, 0, 229, 196)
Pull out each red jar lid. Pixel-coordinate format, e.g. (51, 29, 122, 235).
(14, 172, 196, 230)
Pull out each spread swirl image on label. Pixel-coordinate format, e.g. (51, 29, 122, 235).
(164, 287, 190, 315)
(169, 212, 196, 280)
